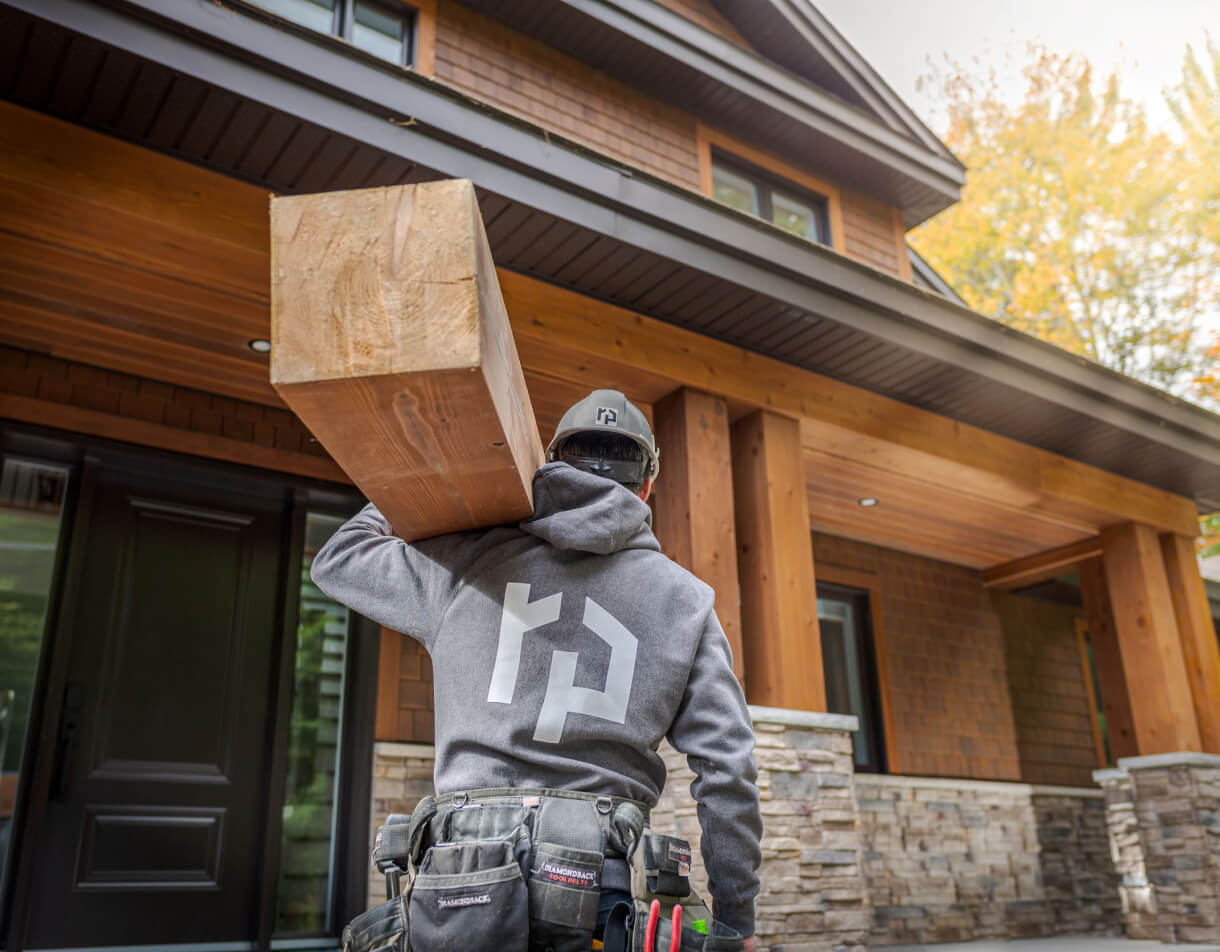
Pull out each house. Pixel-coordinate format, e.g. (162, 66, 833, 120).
(1, 0, 1218, 948)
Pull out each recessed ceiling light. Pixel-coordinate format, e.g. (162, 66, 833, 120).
(857, 497, 879, 508)
(248, 339, 272, 353)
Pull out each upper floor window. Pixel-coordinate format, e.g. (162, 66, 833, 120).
(256, 0, 414, 66)
(712, 150, 831, 247)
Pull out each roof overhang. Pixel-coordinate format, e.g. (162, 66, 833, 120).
(455, 0, 965, 226)
(5, 0, 1220, 512)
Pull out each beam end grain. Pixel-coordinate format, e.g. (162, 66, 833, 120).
(271, 181, 544, 539)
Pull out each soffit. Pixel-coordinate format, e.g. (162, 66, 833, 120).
(3, 0, 1220, 516)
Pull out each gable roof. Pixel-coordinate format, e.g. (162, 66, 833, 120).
(711, 0, 953, 161)
(455, 0, 965, 226)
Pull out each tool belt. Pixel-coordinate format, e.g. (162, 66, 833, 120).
(342, 788, 745, 952)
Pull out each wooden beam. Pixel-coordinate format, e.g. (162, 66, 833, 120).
(983, 537, 1103, 590)
(501, 270, 1200, 539)
(1077, 557, 1138, 760)
(731, 410, 825, 711)
(271, 181, 544, 539)
(1160, 533, 1220, 754)
(1099, 524, 1202, 754)
(375, 627, 403, 742)
(0, 392, 347, 483)
(652, 387, 744, 682)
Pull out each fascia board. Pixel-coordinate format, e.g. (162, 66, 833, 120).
(15, 0, 1220, 476)
(561, 0, 965, 189)
(770, 0, 955, 161)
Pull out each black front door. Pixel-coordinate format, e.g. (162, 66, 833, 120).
(24, 460, 288, 948)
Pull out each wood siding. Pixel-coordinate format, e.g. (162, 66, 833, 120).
(434, 1, 701, 188)
(996, 592, 1101, 786)
(840, 189, 905, 276)
(0, 345, 343, 482)
(814, 533, 1025, 782)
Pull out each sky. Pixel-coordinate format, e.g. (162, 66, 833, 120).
(813, 0, 1217, 135)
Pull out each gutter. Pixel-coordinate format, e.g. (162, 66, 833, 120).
(14, 0, 1220, 487)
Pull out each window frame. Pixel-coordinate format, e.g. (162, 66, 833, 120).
(696, 124, 845, 254)
(813, 564, 895, 775)
(711, 150, 832, 247)
(247, 0, 423, 70)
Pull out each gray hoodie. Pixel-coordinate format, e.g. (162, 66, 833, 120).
(310, 462, 762, 934)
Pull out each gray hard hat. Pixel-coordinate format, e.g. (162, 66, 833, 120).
(546, 389, 660, 481)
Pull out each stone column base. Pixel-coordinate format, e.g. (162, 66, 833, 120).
(1095, 752, 1220, 944)
(652, 706, 867, 952)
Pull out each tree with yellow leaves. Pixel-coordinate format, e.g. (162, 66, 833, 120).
(911, 45, 1220, 399)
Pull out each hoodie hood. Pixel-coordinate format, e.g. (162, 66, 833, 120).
(519, 462, 660, 556)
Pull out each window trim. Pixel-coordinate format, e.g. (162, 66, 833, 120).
(1074, 617, 1111, 769)
(246, 0, 436, 75)
(814, 563, 897, 774)
(696, 123, 845, 255)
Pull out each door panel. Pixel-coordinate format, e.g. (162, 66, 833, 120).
(25, 464, 287, 948)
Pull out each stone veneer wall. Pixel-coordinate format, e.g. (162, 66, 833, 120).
(652, 707, 869, 952)
(1096, 753, 1220, 944)
(854, 774, 1120, 945)
(368, 742, 438, 907)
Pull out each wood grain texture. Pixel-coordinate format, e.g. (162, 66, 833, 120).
(1078, 557, 1139, 760)
(731, 410, 826, 711)
(652, 387, 744, 682)
(503, 271, 1200, 544)
(271, 180, 544, 539)
(0, 392, 345, 483)
(1160, 532, 1220, 754)
(375, 627, 403, 741)
(1099, 523, 1202, 754)
(983, 538, 1104, 590)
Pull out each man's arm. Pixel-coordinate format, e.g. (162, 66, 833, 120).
(310, 503, 482, 649)
(667, 610, 762, 938)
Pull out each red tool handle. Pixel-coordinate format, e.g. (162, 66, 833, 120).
(671, 904, 682, 951)
(644, 899, 661, 952)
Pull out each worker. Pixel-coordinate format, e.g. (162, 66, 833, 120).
(311, 389, 761, 952)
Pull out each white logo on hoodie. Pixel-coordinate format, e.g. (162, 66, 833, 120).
(486, 583, 638, 743)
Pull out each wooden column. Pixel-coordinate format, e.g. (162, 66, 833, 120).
(1098, 523, 1202, 754)
(1160, 533, 1220, 754)
(652, 387, 745, 682)
(1077, 557, 1139, 761)
(375, 627, 402, 741)
(730, 410, 825, 711)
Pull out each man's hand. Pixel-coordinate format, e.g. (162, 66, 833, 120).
(743, 936, 757, 952)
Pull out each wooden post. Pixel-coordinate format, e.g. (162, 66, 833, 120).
(270, 180, 544, 539)
(1077, 557, 1139, 761)
(730, 410, 825, 711)
(1098, 523, 1202, 754)
(652, 387, 744, 682)
(1160, 532, 1220, 754)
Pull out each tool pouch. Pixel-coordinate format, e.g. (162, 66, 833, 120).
(342, 896, 408, 952)
(526, 797, 605, 952)
(408, 839, 529, 952)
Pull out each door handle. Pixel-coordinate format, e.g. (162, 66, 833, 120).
(50, 682, 83, 800)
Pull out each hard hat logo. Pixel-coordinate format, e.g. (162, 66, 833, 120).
(545, 389, 660, 482)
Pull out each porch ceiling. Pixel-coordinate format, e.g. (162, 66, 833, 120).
(4, 0, 1220, 519)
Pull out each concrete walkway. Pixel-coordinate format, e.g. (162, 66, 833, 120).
(885, 938, 1220, 952)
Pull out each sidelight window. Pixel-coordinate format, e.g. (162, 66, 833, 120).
(274, 512, 353, 935)
(816, 582, 886, 772)
(0, 458, 69, 906)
